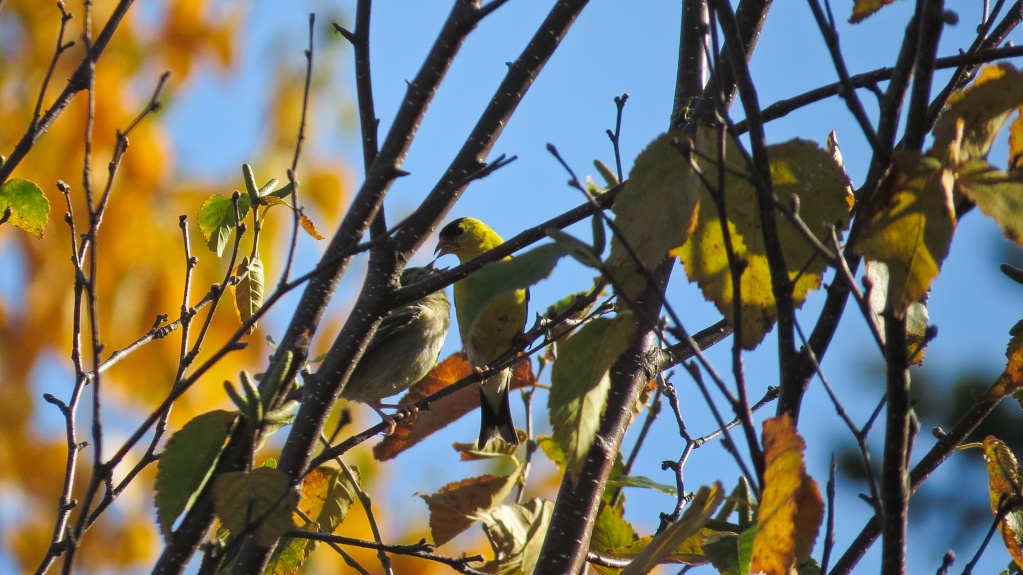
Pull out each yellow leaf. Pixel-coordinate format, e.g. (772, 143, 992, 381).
(991, 329, 1023, 398)
(300, 212, 325, 240)
(954, 159, 1023, 245)
(751, 416, 824, 575)
(849, 0, 898, 23)
(982, 436, 1023, 569)
(1009, 110, 1023, 172)
(675, 133, 852, 348)
(268, 466, 360, 575)
(477, 498, 554, 575)
(932, 64, 1023, 163)
(855, 150, 956, 316)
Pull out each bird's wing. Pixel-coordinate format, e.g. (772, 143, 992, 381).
(364, 304, 424, 354)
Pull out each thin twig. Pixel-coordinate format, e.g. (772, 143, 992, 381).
(281, 531, 488, 575)
(280, 13, 316, 285)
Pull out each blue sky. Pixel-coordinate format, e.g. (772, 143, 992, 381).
(164, 1, 1023, 573)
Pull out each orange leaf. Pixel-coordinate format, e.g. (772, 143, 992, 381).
(372, 354, 535, 460)
(750, 415, 824, 575)
(419, 472, 521, 546)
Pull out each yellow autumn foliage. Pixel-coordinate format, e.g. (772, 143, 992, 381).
(0, 2, 374, 572)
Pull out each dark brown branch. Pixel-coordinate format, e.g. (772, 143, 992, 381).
(690, 0, 772, 126)
(712, 2, 794, 436)
(903, 0, 945, 151)
(734, 44, 1023, 134)
(533, 259, 675, 575)
(672, 0, 708, 130)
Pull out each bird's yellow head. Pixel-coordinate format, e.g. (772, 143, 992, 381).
(434, 217, 505, 262)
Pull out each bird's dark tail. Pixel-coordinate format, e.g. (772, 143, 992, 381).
(477, 383, 518, 449)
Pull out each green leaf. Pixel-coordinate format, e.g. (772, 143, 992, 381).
(590, 501, 638, 555)
(545, 227, 603, 268)
(0, 178, 49, 238)
(458, 242, 573, 334)
(606, 474, 679, 497)
(619, 483, 724, 575)
(589, 503, 640, 575)
(717, 477, 756, 529)
(266, 466, 360, 575)
(155, 410, 238, 539)
(955, 159, 1023, 245)
(537, 436, 566, 473)
(675, 133, 853, 348)
(607, 131, 701, 302)
(260, 351, 294, 413)
(213, 467, 298, 547)
(931, 63, 1023, 163)
(704, 525, 756, 575)
(855, 150, 956, 316)
(550, 314, 637, 484)
(237, 370, 263, 423)
(198, 193, 252, 256)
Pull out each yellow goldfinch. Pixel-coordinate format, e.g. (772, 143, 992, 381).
(435, 217, 527, 448)
(340, 266, 450, 430)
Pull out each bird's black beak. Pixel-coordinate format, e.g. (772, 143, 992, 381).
(434, 237, 452, 257)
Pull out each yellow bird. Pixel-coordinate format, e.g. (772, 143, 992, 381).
(435, 217, 527, 448)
